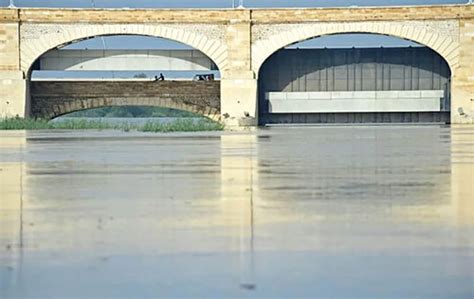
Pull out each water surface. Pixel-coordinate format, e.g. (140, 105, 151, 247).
(1, 126, 473, 298)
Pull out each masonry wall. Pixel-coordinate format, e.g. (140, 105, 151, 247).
(452, 19, 474, 123)
(0, 10, 25, 118)
(250, 5, 473, 23)
(30, 81, 220, 119)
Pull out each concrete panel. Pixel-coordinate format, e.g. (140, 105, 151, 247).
(352, 91, 377, 99)
(396, 90, 423, 98)
(306, 92, 332, 100)
(421, 90, 444, 98)
(266, 92, 287, 100)
(286, 92, 310, 100)
(331, 92, 357, 100)
(267, 90, 443, 113)
(269, 98, 441, 113)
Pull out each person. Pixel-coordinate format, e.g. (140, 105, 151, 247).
(158, 73, 165, 81)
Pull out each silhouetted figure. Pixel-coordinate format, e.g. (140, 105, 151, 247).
(158, 73, 165, 81)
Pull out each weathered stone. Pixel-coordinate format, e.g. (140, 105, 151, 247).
(29, 81, 221, 120)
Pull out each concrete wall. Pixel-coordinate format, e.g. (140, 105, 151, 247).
(267, 90, 444, 113)
(29, 81, 220, 120)
(38, 49, 217, 71)
(0, 5, 473, 125)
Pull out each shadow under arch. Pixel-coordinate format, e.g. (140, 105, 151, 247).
(252, 27, 459, 76)
(261, 45, 452, 94)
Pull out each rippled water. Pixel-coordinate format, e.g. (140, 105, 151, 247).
(1, 126, 473, 298)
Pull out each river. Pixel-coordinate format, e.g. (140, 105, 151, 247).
(1, 125, 473, 298)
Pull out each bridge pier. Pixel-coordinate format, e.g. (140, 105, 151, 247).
(220, 73, 258, 127)
(0, 71, 27, 118)
(220, 16, 258, 127)
(451, 84, 474, 123)
(450, 18, 474, 124)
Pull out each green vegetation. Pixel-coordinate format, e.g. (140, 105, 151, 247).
(0, 117, 224, 132)
(65, 106, 200, 118)
(0, 117, 52, 130)
(140, 119, 224, 133)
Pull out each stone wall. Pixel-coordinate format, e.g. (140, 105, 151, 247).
(250, 5, 473, 23)
(17, 8, 246, 24)
(0, 14, 25, 118)
(451, 18, 474, 123)
(30, 81, 220, 120)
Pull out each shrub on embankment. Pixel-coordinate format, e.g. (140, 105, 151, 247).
(0, 117, 224, 132)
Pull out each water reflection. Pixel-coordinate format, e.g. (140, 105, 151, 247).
(0, 126, 473, 298)
(220, 134, 258, 290)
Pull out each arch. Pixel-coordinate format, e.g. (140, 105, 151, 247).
(252, 22, 460, 75)
(35, 97, 221, 121)
(20, 23, 228, 75)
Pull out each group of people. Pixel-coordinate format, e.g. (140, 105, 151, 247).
(154, 73, 165, 81)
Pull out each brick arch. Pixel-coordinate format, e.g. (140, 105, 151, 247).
(252, 22, 460, 76)
(20, 23, 228, 74)
(35, 97, 221, 121)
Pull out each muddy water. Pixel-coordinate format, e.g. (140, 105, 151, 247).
(1, 126, 473, 298)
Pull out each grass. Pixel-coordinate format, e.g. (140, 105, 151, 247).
(0, 117, 224, 132)
(0, 117, 52, 130)
(139, 119, 224, 133)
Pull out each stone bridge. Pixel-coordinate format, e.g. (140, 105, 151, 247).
(0, 4, 473, 125)
(29, 81, 221, 120)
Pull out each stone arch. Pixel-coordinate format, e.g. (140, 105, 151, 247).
(20, 23, 228, 75)
(34, 97, 221, 121)
(252, 21, 460, 75)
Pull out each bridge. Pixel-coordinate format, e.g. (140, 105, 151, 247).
(29, 80, 220, 120)
(0, 4, 473, 125)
